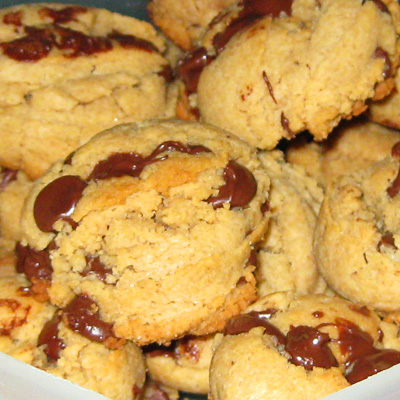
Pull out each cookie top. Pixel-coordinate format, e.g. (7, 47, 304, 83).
(0, 273, 56, 364)
(209, 292, 400, 400)
(256, 150, 325, 296)
(19, 119, 270, 344)
(315, 142, 400, 311)
(33, 317, 146, 400)
(178, 0, 400, 149)
(0, 3, 175, 179)
(148, 0, 236, 50)
(287, 118, 400, 187)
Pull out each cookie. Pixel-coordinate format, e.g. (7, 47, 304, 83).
(257, 150, 326, 296)
(177, 0, 400, 149)
(0, 167, 34, 257)
(0, 272, 56, 364)
(0, 3, 175, 179)
(33, 315, 146, 400)
(209, 292, 400, 400)
(314, 142, 400, 311)
(148, 0, 236, 50)
(287, 118, 400, 187)
(18, 119, 270, 345)
(145, 333, 223, 394)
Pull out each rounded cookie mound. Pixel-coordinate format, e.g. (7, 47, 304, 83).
(179, 0, 400, 148)
(257, 151, 325, 296)
(148, 0, 236, 50)
(19, 119, 270, 344)
(33, 314, 146, 400)
(315, 141, 400, 311)
(287, 118, 400, 188)
(0, 3, 175, 179)
(209, 292, 400, 400)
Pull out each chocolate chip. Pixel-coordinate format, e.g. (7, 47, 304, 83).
(38, 314, 65, 362)
(33, 175, 87, 232)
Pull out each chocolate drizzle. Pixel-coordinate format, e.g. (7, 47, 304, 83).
(38, 314, 65, 362)
(63, 294, 115, 343)
(207, 160, 257, 208)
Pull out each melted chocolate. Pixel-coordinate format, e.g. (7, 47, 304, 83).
(387, 170, 400, 198)
(63, 294, 115, 342)
(38, 314, 65, 362)
(363, 0, 389, 13)
(0, 168, 18, 191)
(349, 305, 371, 317)
(378, 232, 397, 250)
(312, 311, 324, 319)
(3, 11, 22, 26)
(81, 255, 112, 282)
(38, 6, 87, 24)
(177, 47, 214, 95)
(207, 160, 257, 208)
(158, 64, 174, 83)
(391, 141, 400, 157)
(347, 349, 400, 384)
(280, 112, 295, 137)
(246, 248, 259, 267)
(0, 299, 30, 335)
(260, 200, 270, 214)
(212, 0, 293, 54)
(108, 31, 159, 52)
(285, 325, 338, 370)
(88, 141, 211, 181)
(15, 242, 53, 282)
(33, 175, 87, 232)
(224, 310, 285, 345)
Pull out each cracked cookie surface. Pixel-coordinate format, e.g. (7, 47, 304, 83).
(19, 119, 270, 345)
(0, 3, 175, 179)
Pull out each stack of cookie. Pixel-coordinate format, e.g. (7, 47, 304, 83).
(2, 1, 400, 400)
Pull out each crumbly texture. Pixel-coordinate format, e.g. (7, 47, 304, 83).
(145, 333, 223, 394)
(20, 119, 270, 344)
(0, 169, 33, 256)
(33, 321, 146, 400)
(287, 118, 400, 187)
(257, 151, 325, 296)
(315, 152, 400, 311)
(0, 3, 175, 179)
(0, 273, 56, 364)
(210, 292, 400, 400)
(194, 0, 400, 149)
(148, 0, 236, 50)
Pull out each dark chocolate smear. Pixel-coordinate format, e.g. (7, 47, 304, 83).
(108, 31, 159, 52)
(3, 11, 23, 26)
(38, 6, 87, 24)
(87, 141, 211, 181)
(38, 314, 65, 362)
(378, 232, 397, 251)
(285, 325, 338, 370)
(177, 47, 214, 95)
(363, 0, 389, 13)
(224, 310, 285, 345)
(33, 175, 87, 232)
(15, 242, 53, 282)
(207, 160, 257, 208)
(262, 70, 277, 104)
(81, 255, 113, 283)
(63, 294, 115, 342)
(346, 349, 400, 384)
(158, 64, 175, 83)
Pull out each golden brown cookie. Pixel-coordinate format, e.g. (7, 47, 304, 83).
(315, 141, 400, 311)
(177, 0, 400, 149)
(286, 118, 400, 187)
(209, 292, 400, 400)
(257, 151, 325, 296)
(19, 119, 270, 345)
(0, 3, 175, 179)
